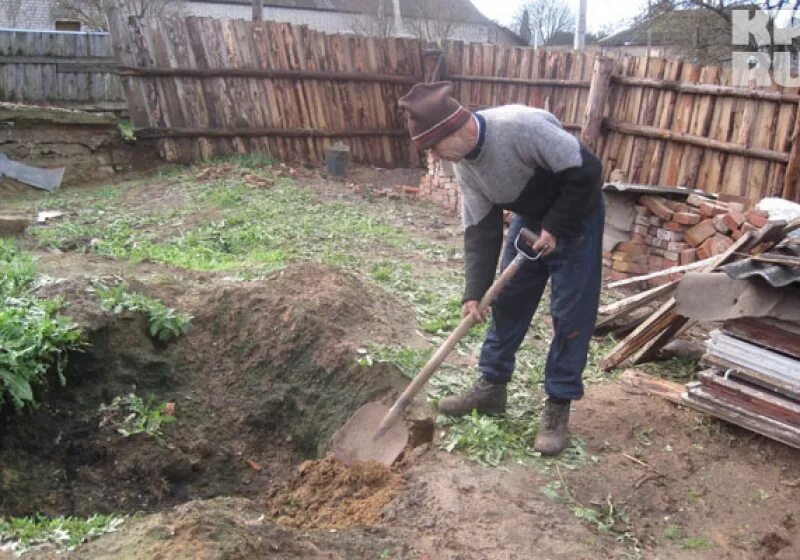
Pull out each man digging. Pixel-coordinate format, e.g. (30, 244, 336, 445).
(399, 82, 604, 456)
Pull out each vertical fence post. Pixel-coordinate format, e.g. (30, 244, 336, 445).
(782, 98, 800, 201)
(252, 0, 263, 21)
(580, 55, 614, 152)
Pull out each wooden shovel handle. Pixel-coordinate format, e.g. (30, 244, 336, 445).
(375, 228, 539, 436)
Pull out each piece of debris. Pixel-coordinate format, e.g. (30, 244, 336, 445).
(0, 153, 64, 191)
(246, 458, 263, 472)
(36, 210, 67, 223)
(195, 163, 234, 181)
(242, 173, 274, 189)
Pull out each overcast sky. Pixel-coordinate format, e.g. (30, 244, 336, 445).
(471, 0, 648, 33)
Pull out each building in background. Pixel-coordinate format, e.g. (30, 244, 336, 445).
(0, 0, 524, 45)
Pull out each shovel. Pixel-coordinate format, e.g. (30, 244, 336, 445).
(332, 228, 544, 466)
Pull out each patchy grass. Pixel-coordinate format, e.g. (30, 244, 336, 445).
(0, 514, 124, 555)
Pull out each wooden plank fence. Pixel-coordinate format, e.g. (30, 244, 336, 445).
(106, 13, 800, 203)
(0, 28, 126, 112)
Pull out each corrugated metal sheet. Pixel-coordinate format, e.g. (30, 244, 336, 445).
(720, 243, 800, 287)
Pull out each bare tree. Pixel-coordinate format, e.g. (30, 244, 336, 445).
(347, 1, 394, 38)
(403, 0, 462, 43)
(632, 1, 800, 64)
(51, 0, 184, 31)
(513, 0, 575, 46)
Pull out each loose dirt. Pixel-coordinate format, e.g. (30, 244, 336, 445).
(268, 454, 404, 529)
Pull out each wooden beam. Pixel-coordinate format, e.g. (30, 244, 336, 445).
(698, 370, 800, 427)
(611, 75, 800, 104)
(603, 120, 790, 164)
(596, 280, 678, 328)
(117, 66, 421, 85)
(606, 257, 715, 289)
(448, 75, 591, 88)
(685, 385, 800, 449)
(134, 127, 409, 139)
(580, 56, 614, 152)
(723, 318, 800, 359)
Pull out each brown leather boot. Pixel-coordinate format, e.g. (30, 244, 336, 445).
(534, 399, 571, 456)
(438, 378, 507, 417)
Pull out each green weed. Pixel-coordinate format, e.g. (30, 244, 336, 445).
(0, 240, 84, 411)
(93, 281, 191, 342)
(98, 393, 176, 440)
(0, 514, 124, 554)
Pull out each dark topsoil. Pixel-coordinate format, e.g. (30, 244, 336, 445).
(0, 262, 416, 518)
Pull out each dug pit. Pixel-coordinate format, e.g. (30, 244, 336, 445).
(0, 263, 430, 523)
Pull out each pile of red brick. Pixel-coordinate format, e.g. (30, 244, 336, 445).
(417, 152, 462, 213)
(605, 193, 770, 287)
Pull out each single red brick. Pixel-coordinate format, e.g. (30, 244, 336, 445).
(650, 247, 665, 257)
(672, 212, 701, 225)
(633, 224, 649, 235)
(712, 214, 731, 234)
(727, 201, 746, 214)
(667, 241, 687, 251)
(687, 193, 713, 207)
(685, 219, 716, 247)
(699, 201, 730, 217)
(648, 216, 663, 226)
(663, 250, 680, 261)
(648, 226, 659, 236)
(634, 215, 651, 226)
(634, 205, 651, 216)
(663, 221, 687, 232)
(731, 229, 742, 241)
(697, 238, 714, 260)
(656, 228, 684, 242)
(746, 210, 769, 228)
(723, 210, 746, 231)
(640, 195, 674, 221)
(680, 248, 697, 265)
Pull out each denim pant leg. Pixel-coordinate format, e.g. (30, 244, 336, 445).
(478, 215, 549, 384)
(542, 200, 605, 401)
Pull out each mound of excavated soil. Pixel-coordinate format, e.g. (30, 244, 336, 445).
(0, 262, 418, 517)
(26, 497, 404, 560)
(268, 454, 403, 529)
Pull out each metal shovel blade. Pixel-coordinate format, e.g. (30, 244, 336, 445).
(331, 401, 409, 467)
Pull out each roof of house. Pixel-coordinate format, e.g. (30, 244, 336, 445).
(599, 9, 724, 47)
(188, 0, 495, 25)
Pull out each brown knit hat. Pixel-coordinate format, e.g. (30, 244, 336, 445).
(398, 81, 471, 150)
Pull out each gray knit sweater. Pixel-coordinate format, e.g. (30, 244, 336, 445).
(454, 105, 602, 302)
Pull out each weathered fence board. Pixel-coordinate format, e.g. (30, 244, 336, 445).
(0, 29, 125, 112)
(107, 14, 800, 202)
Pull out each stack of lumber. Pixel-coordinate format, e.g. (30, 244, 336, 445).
(598, 217, 799, 371)
(605, 193, 770, 287)
(685, 325, 800, 449)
